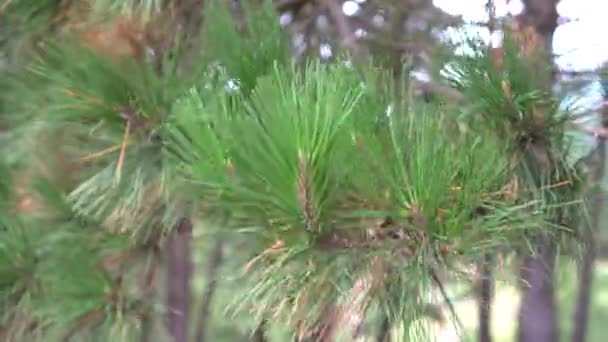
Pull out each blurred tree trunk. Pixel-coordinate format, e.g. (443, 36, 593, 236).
(166, 218, 194, 342)
(518, 235, 558, 342)
(516, 1, 560, 342)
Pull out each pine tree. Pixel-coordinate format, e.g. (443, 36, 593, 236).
(0, 1, 592, 341)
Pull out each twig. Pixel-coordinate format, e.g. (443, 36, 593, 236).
(430, 270, 464, 338)
(61, 89, 114, 110)
(80, 143, 131, 162)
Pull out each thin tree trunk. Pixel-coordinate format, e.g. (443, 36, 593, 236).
(480, 8, 497, 339)
(478, 254, 493, 342)
(571, 98, 607, 342)
(515, 2, 559, 341)
(195, 239, 224, 342)
(166, 218, 193, 342)
(517, 234, 558, 342)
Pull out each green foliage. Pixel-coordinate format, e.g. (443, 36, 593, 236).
(0, 0, 59, 65)
(165, 60, 561, 338)
(0, 177, 143, 341)
(0, 1, 590, 341)
(444, 33, 567, 148)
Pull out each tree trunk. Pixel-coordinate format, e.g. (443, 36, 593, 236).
(517, 235, 558, 342)
(515, 2, 559, 342)
(166, 218, 193, 342)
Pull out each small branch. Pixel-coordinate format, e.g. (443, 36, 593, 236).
(80, 142, 131, 162)
(430, 270, 464, 337)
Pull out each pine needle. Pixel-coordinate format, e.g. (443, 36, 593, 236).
(244, 239, 285, 271)
(114, 120, 131, 184)
(80, 142, 131, 162)
(61, 88, 114, 111)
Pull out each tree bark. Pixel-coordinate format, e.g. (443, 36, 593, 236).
(517, 234, 558, 342)
(166, 218, 193, 342)
(515, 2, 559, 342)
